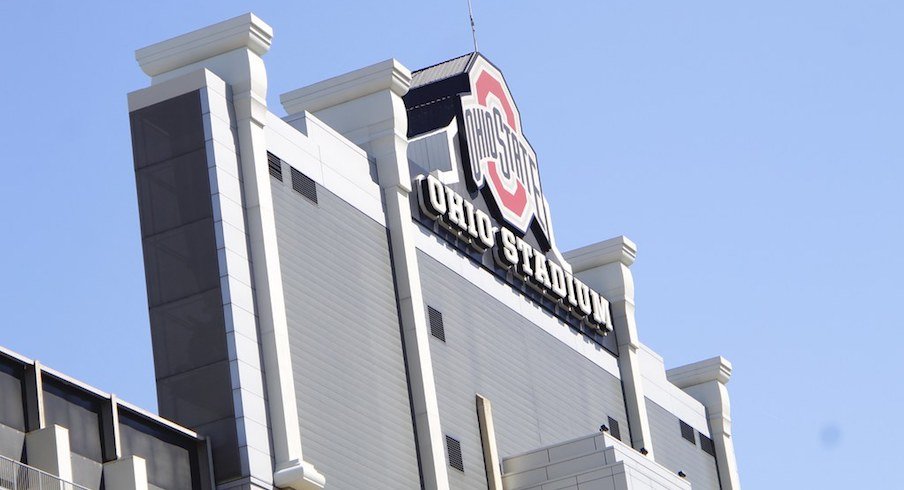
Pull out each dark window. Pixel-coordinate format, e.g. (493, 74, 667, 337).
(700, 433, 716, 456)
(679, 420, 696, 445)
(0, 359, 25, 431)
(428, 306, 445, 341)
(119, 408, 199, 490)
(607, 416, 621, 441)
(446, 435, 463, 472)
(41, 378, 103, 462)
(290, 167, 318, 203)
(268, 152, 283, 181)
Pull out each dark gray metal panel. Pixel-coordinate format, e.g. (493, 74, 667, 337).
(0, 361, 26, 461)
(130, 91, 239, 484)
(418, 251, 627, 490)
(119, 421, 193, 489)
(41, 389, 102, 462)
(271, 174, 421, 490)
(0, 367, 24, 430)
(410, 53, 474, 89)
(645, 398, 720, 490)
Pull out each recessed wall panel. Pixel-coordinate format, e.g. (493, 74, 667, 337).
(646, 398, 720, 490)
(419, 250, 628, 490)
(271, 172, 421, 490)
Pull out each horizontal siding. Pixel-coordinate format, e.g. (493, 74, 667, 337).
(418, 251, 627, 490)
(272, 176, 421, 490)
(646, 398, 720, 490)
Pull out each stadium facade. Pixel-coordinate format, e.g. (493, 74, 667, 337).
(0, 12, 741, 490)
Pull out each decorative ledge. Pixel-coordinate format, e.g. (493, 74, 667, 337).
(666, 356, 733, 387)
(280, 58, 412, 115)
(136, 12, 272, 77)
(564, 235, 637, 272)
(273, 459, 326, 490)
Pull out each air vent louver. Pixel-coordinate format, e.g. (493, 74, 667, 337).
(700, 433, 716, 456)
(445, 435, 463, 472)
(428, 306, 445, 342)
(290, 167, 318, 203)
(267, 152, 282, 181)
(608, 416, 621, 441)
(680, 420, 696, 445)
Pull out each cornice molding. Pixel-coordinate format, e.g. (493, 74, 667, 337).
(280, 59, 412, 115)
(565, 235, 638, 272)
(666, 356, 733, 387)
(136, 13, 272, 77)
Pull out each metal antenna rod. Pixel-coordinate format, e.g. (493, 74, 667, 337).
(467, 0, 479, 52)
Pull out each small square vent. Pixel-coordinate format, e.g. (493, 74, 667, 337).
(290, 167, 318, 204)
(445, 435, 463, 472)
(607, 416, 621, 441)
(680, 420, 696, 445)
(700, 434, 716, 456)
(428, 306, 445, 342)
(267, 152, 283, 181)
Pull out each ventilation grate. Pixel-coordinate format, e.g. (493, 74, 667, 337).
(680, 420, 696, 445)
(267, 152, 283, 181)
(445, 435, 463, 472)
(607, 416, 621, 441)
(700, 434, 716, 456)
(428, 306, 445, 342)
(291, 167, 318, 203)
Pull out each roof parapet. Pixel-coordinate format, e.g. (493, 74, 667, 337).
(135, 12, 272, 78)
(667, 356, 733, 387)
(280, 59, 412, 115)
(565, 235, 637, 272)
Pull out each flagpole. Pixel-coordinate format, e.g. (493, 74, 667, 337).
(468, 0, 479, 52)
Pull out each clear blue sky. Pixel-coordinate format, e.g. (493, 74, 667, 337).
(1, 2, 901, 488)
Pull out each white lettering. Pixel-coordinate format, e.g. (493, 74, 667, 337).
(515, 237, 534, 277)
(418, 174, 447, 219)
(445, 187, 466, 231)
(575, 279, 593, 317)
(533, 252, 552, 290)
(495, 227, 519, 268)
(415, 175, 610, 335)
(548, 261, 568, 299)
(475, 210, 495, 250)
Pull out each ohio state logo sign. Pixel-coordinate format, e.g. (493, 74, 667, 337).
(460, 58, 553, 244)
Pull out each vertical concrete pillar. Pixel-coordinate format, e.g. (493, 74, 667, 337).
(100, 395, 122, 462)
(134, 13, 323, 489)
(476, 394, 503, 490)
(23, 361, 45, 432)
(25, 425, 73, 482)
(280, 59, 451, 490)
(667, 357, 742, 490)
(566, 236, 655, 457)
(103, 456, 149, 490)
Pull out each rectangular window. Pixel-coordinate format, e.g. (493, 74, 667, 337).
(42, 378, 103, 461)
